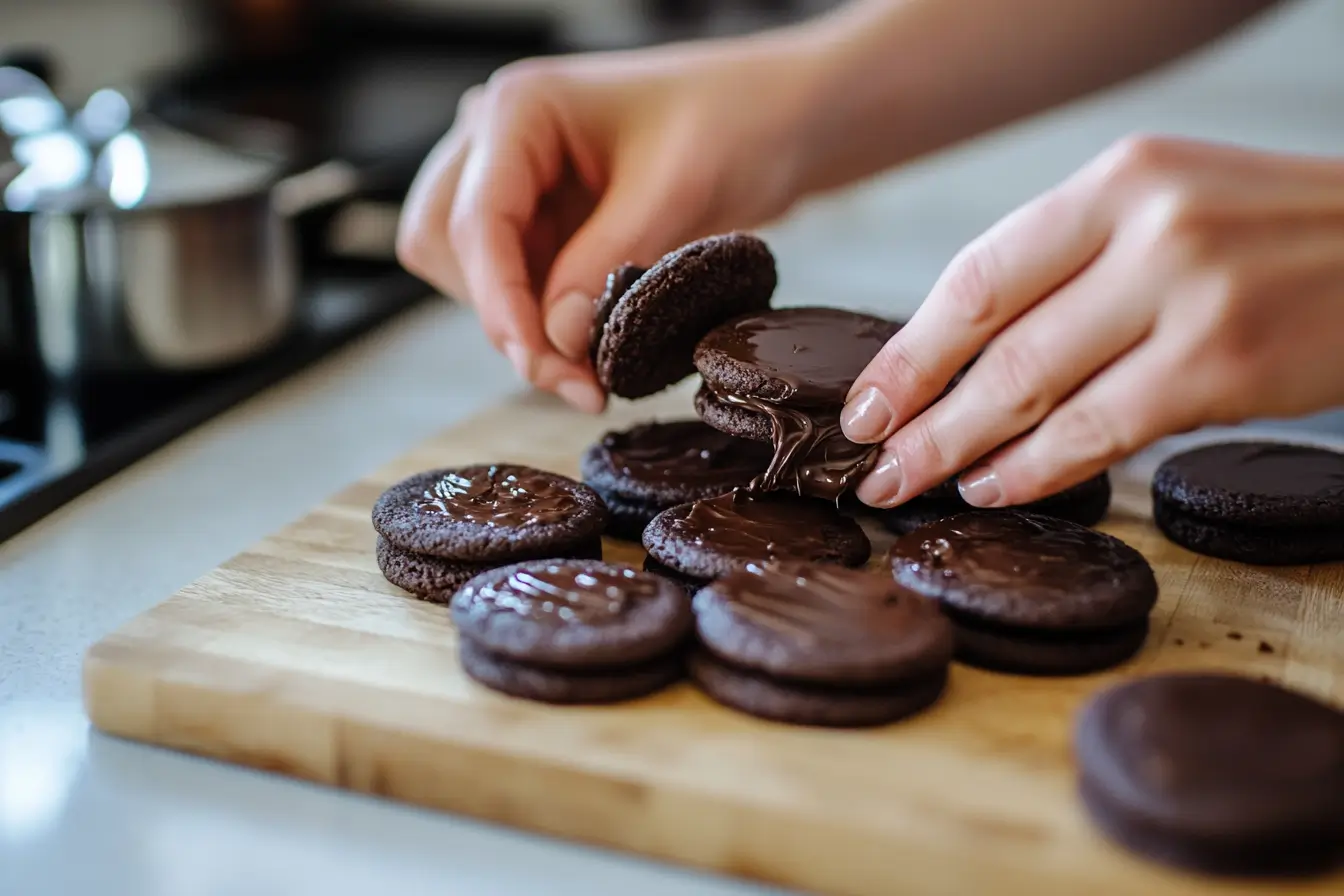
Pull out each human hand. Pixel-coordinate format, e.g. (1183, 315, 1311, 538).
(840, 135, 1344, 508)
(396, 35, 824, 412)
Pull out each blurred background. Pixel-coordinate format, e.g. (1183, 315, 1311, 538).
(0, 0, 1341, 544)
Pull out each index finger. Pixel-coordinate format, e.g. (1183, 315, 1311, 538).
(841, 163, 1116, 446)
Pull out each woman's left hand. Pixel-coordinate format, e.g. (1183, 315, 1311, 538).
(840, 135, 1344, 509)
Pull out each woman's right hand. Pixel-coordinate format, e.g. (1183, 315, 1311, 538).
(396, 34, 826, 412)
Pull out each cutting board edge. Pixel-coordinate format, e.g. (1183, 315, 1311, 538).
(81, 631, 1219, 896)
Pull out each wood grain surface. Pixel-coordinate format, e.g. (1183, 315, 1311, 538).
(83, 382, 1344, 896)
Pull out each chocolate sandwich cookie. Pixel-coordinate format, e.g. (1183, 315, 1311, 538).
(690, 562, 953, 727)
(451, 559, 691, 704)
(1152, 441, 1344, 565)
(693, 307, 901, 502)
(372, 465, 607, 602)
(881, 472, 1113, 535)
(643, 490, 871, 591)
(1075, 673, 1344, 877)
(890, 512, 1158, 675)
(591, 233, 777, 399)
(580, 420, 772, 540)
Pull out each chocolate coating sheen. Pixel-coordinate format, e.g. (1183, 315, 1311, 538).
(890, 512, 1158, 631)
(456, 562, 657, 626)
(696, 561, 954, 683)
(697, 307, 898, 403)
(694, 308, 902, 503)
(602, 420, 771, 489)
(674, 491, 860, 563)
(416, 464, 578, 527)
(1154, 441, 1344, 528)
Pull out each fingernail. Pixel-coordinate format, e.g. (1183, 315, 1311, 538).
(556, 378, 605, 414)
(959, 468, 1003, 507)
(544, 291, 594, 362)
(841, 387, 895, 444)
(856, 449, 903, 508)
(502, 340, 531, 381)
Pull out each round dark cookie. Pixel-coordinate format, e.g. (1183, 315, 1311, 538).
(890, 512, 1157, 631)
(1153, 496, 1344, 566)
(376, 536, 493, 602)
(594, 232, 777, 399)
(693, 306, 901, 406)
(450, 559, 692, 668)
(581, 419, 771, 507)
(643, 491, 871, 581)
(642, 555, 708, 596)
(588, 263, 646, 367)
(881, 472, 1113, 535)
(376, 535, 602, 603)
(458, 638, 684, 705)
(1152, 441, 1344, 529)
(693, 562, 953, 685)
(950, 615, 1149, 676)
(1074, 673, 1344, 876)
(689, 649, 948, 728)
(372, 465, 608, 561)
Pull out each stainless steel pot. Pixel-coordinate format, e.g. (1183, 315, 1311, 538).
(0, 64, 360, 378)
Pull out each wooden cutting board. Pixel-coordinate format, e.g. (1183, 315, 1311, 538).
(83, 382, 1344, 896)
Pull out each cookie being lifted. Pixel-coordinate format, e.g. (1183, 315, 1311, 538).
(591, 233, 777, 399)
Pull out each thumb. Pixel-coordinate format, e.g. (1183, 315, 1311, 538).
(541, 176, 693, 363)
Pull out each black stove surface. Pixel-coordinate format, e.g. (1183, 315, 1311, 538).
(0, 263, 428, 544)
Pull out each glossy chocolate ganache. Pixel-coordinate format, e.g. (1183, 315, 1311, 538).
(694, 308, 900, 502)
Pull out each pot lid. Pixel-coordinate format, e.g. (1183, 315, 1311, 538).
(0, 66, 283, 213)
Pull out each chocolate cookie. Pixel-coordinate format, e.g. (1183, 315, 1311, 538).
(376, 535, 600, 603)
(643, 490, 871, 590)
(890, 512, 1158, 675)
(642, 555, 704, 596)
(451, 560, 692, 704)
(694, 562, 953, 684)
(459, 639, 683, 705)
(690, 650, 948, 729)
(372, 465, 608, 601)
(588, 263, 645, 368)
(1152, 442, 1344, 565)
(580, 420, 772, 540)
(1075, 673, 1344, 876)
(693, 307, 901, 501)
(881, 472, 1112, 535)
(451, 559, 692, 667)
(592, 233, 776, 399)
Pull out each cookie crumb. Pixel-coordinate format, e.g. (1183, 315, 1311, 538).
(1173, 638, 1184, 647)
(1227, 631, 1243, 641)
(1258, 641, 1274, 655)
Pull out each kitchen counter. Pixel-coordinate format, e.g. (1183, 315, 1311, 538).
(3, 3, 1344, 894)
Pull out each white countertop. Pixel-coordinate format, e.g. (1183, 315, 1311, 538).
(3, 3, 1344, 894)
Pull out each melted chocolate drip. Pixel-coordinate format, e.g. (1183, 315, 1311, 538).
(696, 308, 899, 502)
(459, 562, 658, 626)
(416, 465, 578, 528)
(601, 421, 770, 486)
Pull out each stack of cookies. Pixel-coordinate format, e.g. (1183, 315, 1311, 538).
(690, 562, 954, 727)
(890, 512, 1159, 676)
(372, 464, 607, 602)
(449, 559, 693, 704)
